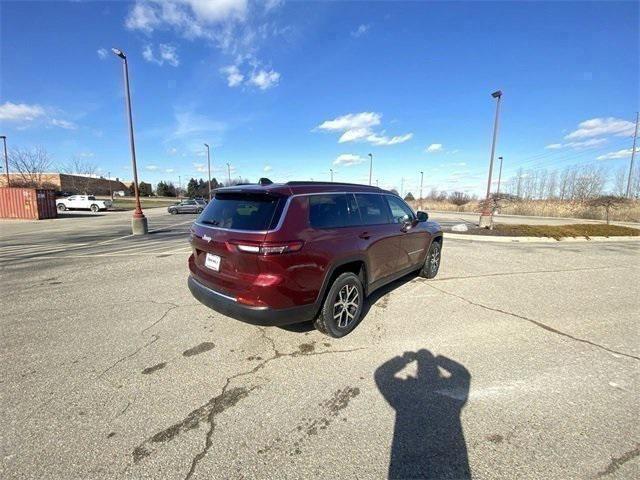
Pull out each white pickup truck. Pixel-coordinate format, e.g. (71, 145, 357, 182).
(56, 195, 113, 212)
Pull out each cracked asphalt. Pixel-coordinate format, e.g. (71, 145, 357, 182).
(1, 210, 639, 479)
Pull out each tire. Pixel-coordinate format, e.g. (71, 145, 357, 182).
(57, 203, 67, 211)
(196, 208, 203, 214)
(420, 240, 441, 279)
(314, 272, 364, 338)
(90, 204, 100, 213)
(169, 209, 177, 215)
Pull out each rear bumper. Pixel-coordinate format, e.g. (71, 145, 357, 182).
(188, 276, 318, 326)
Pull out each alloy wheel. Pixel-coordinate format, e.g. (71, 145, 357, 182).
(333, 283, 360, 328)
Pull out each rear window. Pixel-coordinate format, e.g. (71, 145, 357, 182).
(199, 192, 284, 231)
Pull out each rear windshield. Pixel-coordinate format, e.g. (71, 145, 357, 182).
(198, 192, 285, 231)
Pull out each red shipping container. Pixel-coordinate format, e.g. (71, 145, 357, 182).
(0, 188, 58, 220)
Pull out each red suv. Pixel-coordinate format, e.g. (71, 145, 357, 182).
(188, 182, 442, 337)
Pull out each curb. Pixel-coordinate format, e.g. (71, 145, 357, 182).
(444, 232, 640, 243)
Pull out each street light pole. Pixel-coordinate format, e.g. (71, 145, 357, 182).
(496, 156, 504, 196)
(226, 162, 231, 185)
(480, 90, 503, 228)
(330, 168, 334, 182)
(108, 171, 113, 200)
(419, 171, 424, 210)
(178, 175, 181, 199)
(368, 153, 373, 186)
(112, 48, 147, 235)
(626, 111, 639, 198)
(204, 143, 211, 199)
(0, 136, 9, 187)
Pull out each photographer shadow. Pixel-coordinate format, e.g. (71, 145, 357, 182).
(375, 349, 471, 479)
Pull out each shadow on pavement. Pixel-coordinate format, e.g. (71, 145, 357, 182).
(375, 349, 471, 479)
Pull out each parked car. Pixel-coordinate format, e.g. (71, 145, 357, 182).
(168, 199, 205, 214)
(56, 195, 112, 212)
(187, 181, 443, 337)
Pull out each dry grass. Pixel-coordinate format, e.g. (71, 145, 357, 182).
(472, 223, 640, 240)
(409, 199, 640, 223)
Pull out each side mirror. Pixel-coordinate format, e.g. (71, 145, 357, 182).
(417, 211, 429, 222)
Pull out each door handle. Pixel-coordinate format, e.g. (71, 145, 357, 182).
(358, 232, 371, 240)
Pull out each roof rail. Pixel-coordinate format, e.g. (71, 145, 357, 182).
(285, 181, 380, 188)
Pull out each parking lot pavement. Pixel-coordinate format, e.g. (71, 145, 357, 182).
(1, 212, 639, 479)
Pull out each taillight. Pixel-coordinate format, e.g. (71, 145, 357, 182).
(227, 241, 303, 255)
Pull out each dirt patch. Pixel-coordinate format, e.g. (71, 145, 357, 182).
(142, 362, 166, 375)
(183, 342, 215, 357)
(457, 223, 640, 240)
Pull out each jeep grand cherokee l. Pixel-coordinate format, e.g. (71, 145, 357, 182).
(188, 182, 443, 337)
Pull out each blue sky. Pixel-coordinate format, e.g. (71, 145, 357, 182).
(1, 0, 638, 195)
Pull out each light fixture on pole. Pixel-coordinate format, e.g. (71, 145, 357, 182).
(480, 89, 503, 228)
(0, 135, 9, 187)
(204, 143, 211, 200)
(111, 48, 147, 235)
(368, 153, 373, 186)
(330, 168, 334, 182)
(496, 156, 504, 196)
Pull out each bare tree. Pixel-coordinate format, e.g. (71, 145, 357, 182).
(61, 158, 99, 194)
(613, 167, 627, 197)
(449, 191, 471, 211)
(546, 170, 558, 199)
(572, 165, 606, 201)
(8, 147, 54, 187)
(587, 195, 628, 224)
(515, 167, 524, 198)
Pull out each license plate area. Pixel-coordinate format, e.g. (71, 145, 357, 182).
(205, 253, 221, 271)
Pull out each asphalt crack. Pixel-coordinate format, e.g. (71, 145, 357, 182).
(427, 284, 640, 362)
(130, 327, 365, 479)
(596, 443, 640, 477)
(98, 335, 160, 379)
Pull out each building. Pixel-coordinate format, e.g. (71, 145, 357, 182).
(0, 173, 147, 196)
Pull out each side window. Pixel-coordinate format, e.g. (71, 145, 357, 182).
(309, 194, 358, 228)
(386, 196, 415, 224)
(354, 194, 390, 225)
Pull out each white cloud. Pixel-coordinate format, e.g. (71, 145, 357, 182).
(565, 117, 635, 140)
(316, 112, 412, 147)
(333, 154, 365, 166)
(77, 151, 95, 158)
(143, 43, 179, 66)
(125, 1, 286, 92)
(545, 138, 607, 150)
(145, 165, 159, 171)
(367, 132, 413, 146)
(0, 102, 45, 122)
(247, 68, 280, 90)
(263, 165, 273, 172)
(351, 24, 371, 38)
(97, 48, 108, 59)
(426, 143, 443, 153)
(172, 109, 226, 139)
(51, 118, 78, 130)
(596, 147, 640, 160)
(167, 147, 178, 155)
(221, 64, 244, 87)
(318, 112, 381, 132)
(165, 168, 175, 173)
